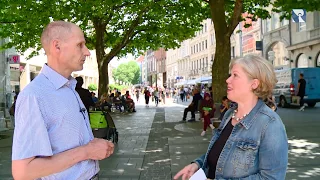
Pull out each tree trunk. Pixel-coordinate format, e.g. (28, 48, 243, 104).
(98, 61, 109, 98)
(93, 18, 108, 98)
(212, 36, 231, 103)
(209, 0, 232, 103)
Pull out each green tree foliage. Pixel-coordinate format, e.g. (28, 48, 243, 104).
(88, 84, 98, 91)
(108, 84, 128, 92)
(273, 0, 320, 19)
(112, 61, 140, 85)
(0, 0, 210, 96)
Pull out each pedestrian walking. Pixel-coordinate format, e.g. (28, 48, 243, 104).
(297, 73, 306, 111)
(135, 89, 140, 102)
(161, 91, 166, 104)
(12, 21, 114, 180)
(153, 88, 159, 106)
(144, 87, 151, 107)
(174, 55, 288, 180)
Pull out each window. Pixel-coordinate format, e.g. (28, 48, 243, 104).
(200, 59, 202, 69)
(202, 41, 204, 50)
(297, 53, 308, 68)
(266, 19, 271, 32)
(272, 13, 280, 30)
(196, 44, 198, 52)
(206, 57, 208, 67)
(205, 23, 207, 32)
(199, 43, 201, 51)
(231, 46, 235, 58)
(205, 40, 208, 49)
(281, 19, 289, 26)
(197, 60, 199, 69)
(191, 47, 193, 54)
(211, 34, 215, 45)
(203, 58, 205, 68)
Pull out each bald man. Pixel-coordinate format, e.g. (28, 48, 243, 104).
(12, 21, 114, 180)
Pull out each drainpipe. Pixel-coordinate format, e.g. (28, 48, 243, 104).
(288, 20, 292, 68)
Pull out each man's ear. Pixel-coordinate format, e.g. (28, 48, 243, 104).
(52, 39, 60, 52)
(252, 79, 260, 90)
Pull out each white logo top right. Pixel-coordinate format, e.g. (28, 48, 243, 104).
(292, 9, 307, 23)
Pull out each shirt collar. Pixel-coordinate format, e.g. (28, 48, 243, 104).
(41, 64, 77, 90)
(238, 99, 265, 129)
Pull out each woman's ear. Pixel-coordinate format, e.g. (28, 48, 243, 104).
(252, 79, 260, 90)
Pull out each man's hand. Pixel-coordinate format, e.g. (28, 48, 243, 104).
(174, 163, 199, 180)
(84, 138, 114, 160)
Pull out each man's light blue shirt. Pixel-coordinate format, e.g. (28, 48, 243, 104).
(12, 64, 99, 180)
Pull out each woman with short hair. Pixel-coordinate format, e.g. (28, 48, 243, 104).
(174, 55, 288, 180)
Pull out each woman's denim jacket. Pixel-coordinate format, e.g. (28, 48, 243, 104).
(193, 99, 288, 179)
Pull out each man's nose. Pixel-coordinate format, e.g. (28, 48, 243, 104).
(84, 46, 90, 56)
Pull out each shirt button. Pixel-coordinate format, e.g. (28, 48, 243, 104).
(218, 168, 222, 171)
(228, 144, 231, 148)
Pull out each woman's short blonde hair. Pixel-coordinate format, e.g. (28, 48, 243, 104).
(229, 55, 277, 99)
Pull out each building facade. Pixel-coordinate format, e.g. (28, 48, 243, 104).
(146, 50, 156, 86)
(262, 11, 290, 67)
(263, 11, 320, 68)
(176, 39, 191, 84)
(166, 48, 179, 88)
(288, 11, 320, 68)
(19, 49, 99, 92)
(154, 48, 166, 88)
(241, 15, 263, 57)
(135, 55, 145, 85)
(189, 19, 212, 80)
(141, 55, 148, 85)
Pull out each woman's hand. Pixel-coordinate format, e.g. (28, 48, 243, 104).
(173, 163, 199, 180)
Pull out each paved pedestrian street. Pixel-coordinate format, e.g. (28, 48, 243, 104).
(1, 98, 320, 179)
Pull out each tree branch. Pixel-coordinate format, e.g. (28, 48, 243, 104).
(202, 0, 210, 3)
(104, 12, 114, 26)
(106, 6, 150, 61)
(227, 0, 243, 34)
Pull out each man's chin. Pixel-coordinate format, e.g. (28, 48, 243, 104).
(75, 66, 84, 72)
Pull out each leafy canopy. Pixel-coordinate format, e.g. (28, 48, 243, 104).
(88, 84, 98, 91)
(272, 0, 320, 19)
(112, 61, 140, 85)
(0, 0, 210, 60)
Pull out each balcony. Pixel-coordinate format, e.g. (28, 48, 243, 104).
(309, 27, 320, 40)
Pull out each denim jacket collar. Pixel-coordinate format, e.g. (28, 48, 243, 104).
(232, 99, 265, 130)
